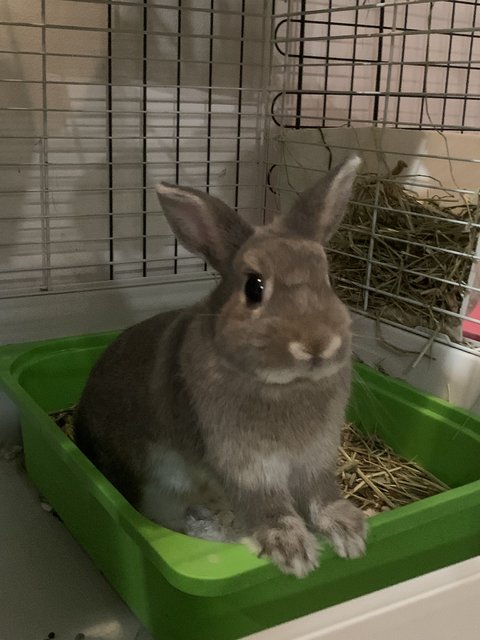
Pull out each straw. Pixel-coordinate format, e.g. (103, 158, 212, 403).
(329, 163, 480, 341)
(338, 422, 449, 515)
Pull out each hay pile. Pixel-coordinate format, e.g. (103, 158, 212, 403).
(338, 423, 448, 515)
(51, 408, 448, 516)
(329, 162, 480, 339)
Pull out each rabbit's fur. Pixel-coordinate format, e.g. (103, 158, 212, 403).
(75, 156, 367, 577)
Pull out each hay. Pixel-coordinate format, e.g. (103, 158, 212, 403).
(338, 423, 448, 515)
(52, 406, 75, 440)
(329, 162, 480, 340)
(50, 408, 448, 516)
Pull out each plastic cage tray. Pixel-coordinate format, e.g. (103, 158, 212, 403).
(0, 331, 479, 640)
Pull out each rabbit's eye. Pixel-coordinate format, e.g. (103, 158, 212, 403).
(245, 273, 264, 305)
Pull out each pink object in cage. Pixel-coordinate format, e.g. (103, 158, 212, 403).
(463, 304, 480, 340)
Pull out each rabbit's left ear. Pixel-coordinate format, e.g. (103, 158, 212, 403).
(274, 155, 361, 244)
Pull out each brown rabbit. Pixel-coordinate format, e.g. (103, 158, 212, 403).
(75, 156, 367, 577)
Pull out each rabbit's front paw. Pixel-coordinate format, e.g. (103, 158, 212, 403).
(311, 499, 367, 559)
(253, 515, 320, 578)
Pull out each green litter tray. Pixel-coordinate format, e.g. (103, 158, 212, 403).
(1, 331, 479, 640)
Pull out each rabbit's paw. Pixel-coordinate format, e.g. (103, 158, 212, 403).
(253, 515, 320, 578)
(311, 499, 367, 559)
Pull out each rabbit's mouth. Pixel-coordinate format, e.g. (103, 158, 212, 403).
(255, 359, 346, 385)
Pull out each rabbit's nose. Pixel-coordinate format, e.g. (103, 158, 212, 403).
(288, 341, 312, 361)
(288, 336, 342, 363)
(319, 335, 342, 359)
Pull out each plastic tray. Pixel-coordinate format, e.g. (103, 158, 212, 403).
(1, 331, 479, 640)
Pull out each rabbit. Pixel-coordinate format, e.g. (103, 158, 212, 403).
(74, 155, 367, 578)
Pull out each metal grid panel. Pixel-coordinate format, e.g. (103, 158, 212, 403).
(1, 0, 269, 297)
(1, 0, 479, 344)
(270, 0, 480, 130)
(266, 0, 480, 342)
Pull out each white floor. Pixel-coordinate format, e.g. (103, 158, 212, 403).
(0, 450, 153, 640)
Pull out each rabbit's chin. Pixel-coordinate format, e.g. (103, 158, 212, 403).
(255, 360, 346, 385)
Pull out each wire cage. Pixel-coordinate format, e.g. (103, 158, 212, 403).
(267, 0, 480, 345)
(1, 0, 479, 349)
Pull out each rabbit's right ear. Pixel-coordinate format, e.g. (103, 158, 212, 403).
(156, 183, 254, 274)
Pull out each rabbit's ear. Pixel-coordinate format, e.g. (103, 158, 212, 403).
(275, 155, 361, 244)
(156, 183, 253, 273)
